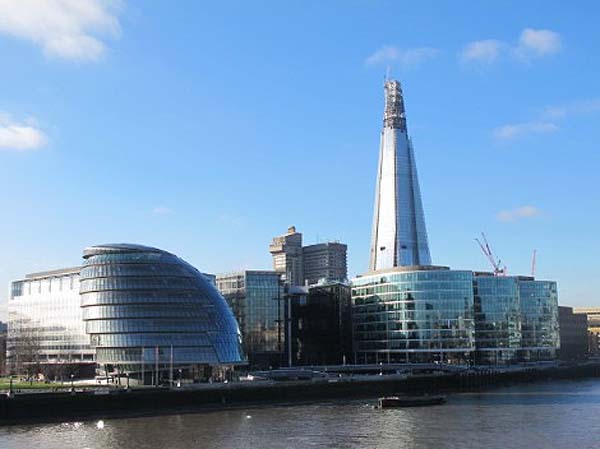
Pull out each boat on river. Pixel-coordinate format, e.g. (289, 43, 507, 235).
(377, 395, 447, 408)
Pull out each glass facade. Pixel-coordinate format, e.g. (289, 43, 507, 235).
(80, 244, 244, 372)
(352, 268, 475, 364)
(352, 269, 561, 365)
(473, 276, 522, 364)
(519, 279, 560, 360)
(7, 268, 95, 373)
(291, 282, 353, 366)
(216, 270, 283, 368)
(369, 80, 431, 270)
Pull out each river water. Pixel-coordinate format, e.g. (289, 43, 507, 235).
(1, 379, 599, 449)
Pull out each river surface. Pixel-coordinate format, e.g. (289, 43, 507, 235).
(1, 379, 600, 449)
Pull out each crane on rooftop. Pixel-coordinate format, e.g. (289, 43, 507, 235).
(475, 232, 507, 276)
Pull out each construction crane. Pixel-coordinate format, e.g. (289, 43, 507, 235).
(475, 232, 507, 276)
(531, 249, 537, 278)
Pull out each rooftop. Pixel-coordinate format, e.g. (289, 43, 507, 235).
(83, 243, 170, 258)
(24, 266, 81, 280)
(361, 265, 451, 277)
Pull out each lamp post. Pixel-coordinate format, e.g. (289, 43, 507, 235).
(70, 373, 75, 393)
(273, 278, 284, 366)
(169, 345, 174, 388)
(8, 376, 13, 397)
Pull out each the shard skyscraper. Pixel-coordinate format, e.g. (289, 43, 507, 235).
(369, 80, 431, 271)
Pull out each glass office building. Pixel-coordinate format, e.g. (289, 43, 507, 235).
(80, 244, 244, 375)
(290, 281, 353, 366)
(352, 269, 560, 365)
(352, 267, 475, 364)
(473, 275, 522, 364)
(216, 270, 284, 368)
(519, 279, 560, 360)
(7, 267, 95, 376)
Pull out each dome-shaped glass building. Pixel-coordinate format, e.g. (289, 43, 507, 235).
(80, 244, 244, 378)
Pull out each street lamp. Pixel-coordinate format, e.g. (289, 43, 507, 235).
(70, 373, 75, 393)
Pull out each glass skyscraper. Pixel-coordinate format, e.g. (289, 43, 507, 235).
(352, 80, 560, 365)
(216, 270, 284, 368)
(80, 244, 244, 376)
(369, 80, 431, 271)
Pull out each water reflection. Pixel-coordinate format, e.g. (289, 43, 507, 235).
(1, 380, 600, 449)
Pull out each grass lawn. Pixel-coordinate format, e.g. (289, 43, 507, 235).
(0, 378, 112, 391)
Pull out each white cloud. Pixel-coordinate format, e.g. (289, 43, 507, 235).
(497, 206, 541, 223)
(461, 28, 561, 65)
(493, 121, 559, 141)
(517, 28, 561, 57)
(152, 207, 173, 216)
(460, 39, 503, 65)
(365, 45, 438, 68)
(0, 114, 47, 150)
(0, 0, 122, 62)
(494, 96, 600, 141)
(542, 98, 600, 120)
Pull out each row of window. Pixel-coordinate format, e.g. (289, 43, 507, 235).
(10, 276, 78, 298)
(353, 283, 473, 296)
(353, 311, 472, 322)
(356, 339, 475, 351)
(91, 332, 219, 348)
(84, 252, 168, 265)
(81, 263, 192, 279)
(82, 304, 212, 320)
(80, 277, 204, 293)
(95, 346, 220, 364)
(85, 319, 218, 334)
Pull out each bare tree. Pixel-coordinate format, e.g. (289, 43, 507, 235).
(10, 329, 42, 379)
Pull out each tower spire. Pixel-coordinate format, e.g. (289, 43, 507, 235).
(383, 80, 407, 131)
(369, 80, 431, 271)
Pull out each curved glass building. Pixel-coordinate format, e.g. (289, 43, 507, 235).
(352, 267, 475, 364)
(352, 268, 560, 365)
(80, 244, 244, 375)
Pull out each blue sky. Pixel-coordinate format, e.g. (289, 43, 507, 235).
(1, 1, 599, 318)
